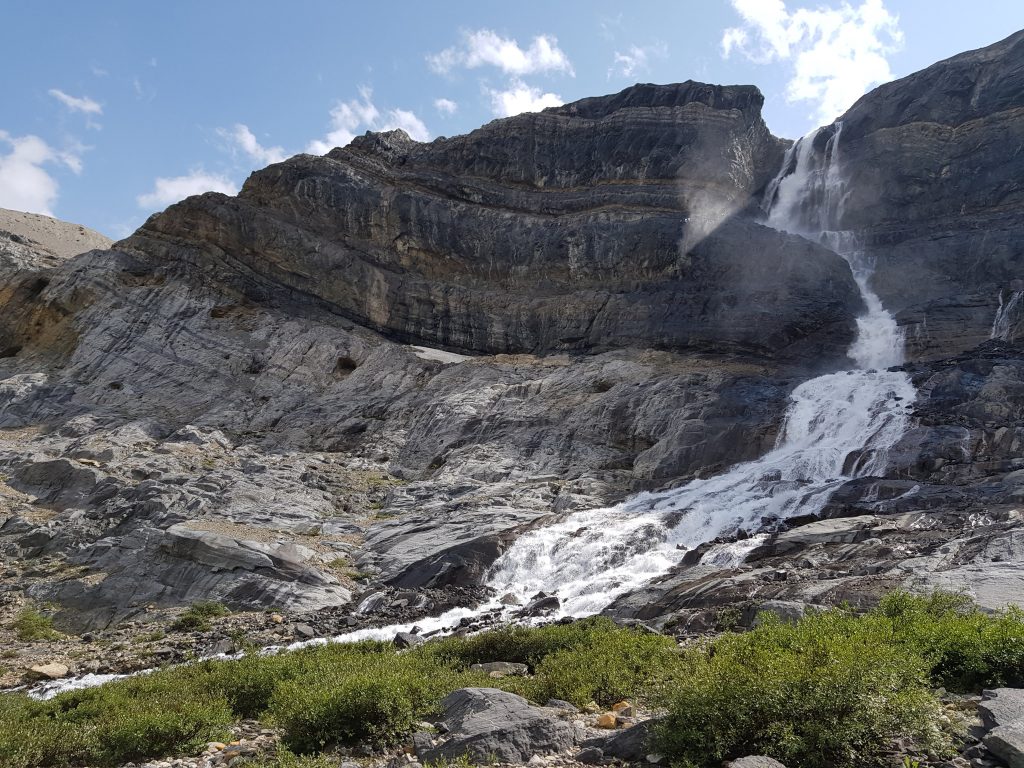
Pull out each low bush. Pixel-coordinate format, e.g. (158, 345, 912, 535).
(10, 608, 60, 642)
(266, 644, 475, 752)
(875, 590, 1024, 690)
(653, 609, 948, 768)
(170, 601, 230, 632)
(0, 671, 232, 768)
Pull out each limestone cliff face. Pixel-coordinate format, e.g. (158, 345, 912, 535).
(118, 81, 859, 365)
(793, 31, 1024, 360)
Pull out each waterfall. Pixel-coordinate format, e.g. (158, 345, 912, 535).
(992, 290, 1023, 341)
(27, 125, 919, 699)
(484, 123, 914, 616)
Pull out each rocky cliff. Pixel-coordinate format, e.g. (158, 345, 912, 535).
(1, 31, 1023, 674)
(779, 30, 1024, 360)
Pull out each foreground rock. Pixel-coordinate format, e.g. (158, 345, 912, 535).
(419, 688, 578, 764)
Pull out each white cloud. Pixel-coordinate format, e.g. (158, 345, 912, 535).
(721, 0, 903, 124)
(434, 98, 458, 116)
(218, 123, 287, 166)
(608, 43, 668, 80)
(429, 29, 574, 77)
(0, 131, 82, 216)
(487, 80, 563, 118)
(48, 89, 103, 115)
(136, 170, 238, 210)
(306, 87, 430, 154)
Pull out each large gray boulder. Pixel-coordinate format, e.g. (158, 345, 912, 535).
(985, 721, 1024, 768)
(419, 688, 577, 764)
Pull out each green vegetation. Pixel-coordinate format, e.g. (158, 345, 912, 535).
(2, 594, 1023, 768)
(654, 609, 946, 768)
(169, 601, 230, 632)
(10, 608, 60, 642)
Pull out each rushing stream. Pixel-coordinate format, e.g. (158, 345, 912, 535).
(29, 124, 918, 699)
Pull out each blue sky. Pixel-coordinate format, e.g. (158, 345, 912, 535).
(2, 0, 1022, 237)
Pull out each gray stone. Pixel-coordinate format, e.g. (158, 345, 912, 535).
(576, 747, 604, 764)
(469, 662, 529, 677)
(584, 719, 657, 761)
(394, 632, 425, 649)
(420, 688, 577, 764)
(984, 721, 1024, 768)
(726, 758, 788, 768)
(27, 663, 69, 680)
(979, 689, 1024, 731)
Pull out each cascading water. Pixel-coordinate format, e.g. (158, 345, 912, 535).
(27, 124, 919, 699)
(485, 122, 915, 616)
(992, 290, 1023, 341)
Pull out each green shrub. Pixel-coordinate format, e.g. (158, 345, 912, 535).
(170, 601, 230, 632)
(653, 610, 948, 768)
(0, 671, 232, 768)
(10, 608, 60, 642)
(874, 590, 1024, 690)
(267, 646, 468, 752)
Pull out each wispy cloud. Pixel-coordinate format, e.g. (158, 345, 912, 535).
(49, 89, 103, 115)
(434, 98, 458, 116)
(428, 30, 574, 77)
(136, 170, 237, 210)
(721, 0, 903, 124)
(217, 124, 288, 166)
(306, 87, 430, 154)
(0, 131, 82, 216)
(608, 43, 668, 80)
(487, 80, 563, 118)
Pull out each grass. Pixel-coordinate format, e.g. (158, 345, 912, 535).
(169, 601, 230, 632)
(1, 594, 1022, 768)
(10, 608, 60, 642)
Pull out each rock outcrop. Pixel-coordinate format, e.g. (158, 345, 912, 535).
(1, 30, 1024, 639)
(774, 30, 1024, 360)
(0, 81, 865, 630)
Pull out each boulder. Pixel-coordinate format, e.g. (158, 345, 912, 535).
(419, 688, 577, 764)
(27, 663, 69, 680)
(469, 662, 529, 677)
(584, 719, 657, 761)
(393, 632, 425, 649)
(984, 721, 1024, 768)
(979, 688, 1024, 730)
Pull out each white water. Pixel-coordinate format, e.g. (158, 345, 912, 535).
(992, 290, 1023, 341)
(26, 124, 917, 699)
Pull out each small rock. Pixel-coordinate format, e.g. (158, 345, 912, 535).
(394, 632, 426, 649)
(595, 713, 618, 729)
(269, 613, 284, 624)
(293, 623, 317, 639)
(726, 757, 789, 768)
(412, 732, 434, 755)
(576, 747, 604, 764)
(28, 663, 69, 680)
(470, 661, 529, 677)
